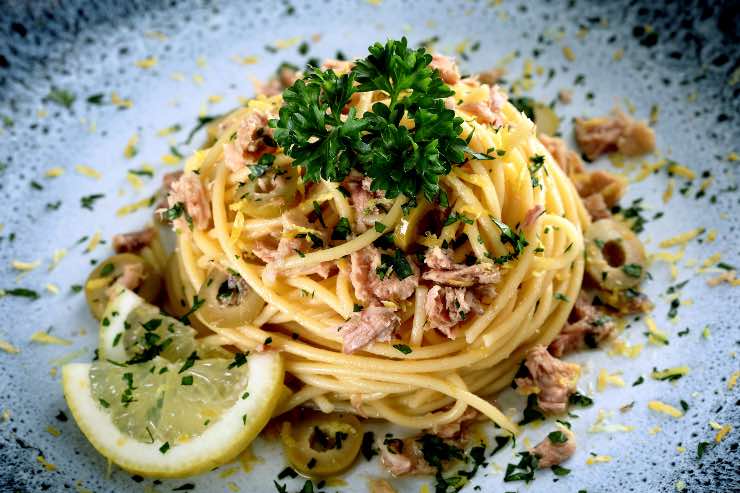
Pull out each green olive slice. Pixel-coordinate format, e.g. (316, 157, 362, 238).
(585, 218, 646, 291)
(280, 412, 363, 477)
(84, 254, 161, 320)
(196, 267, 265, 327)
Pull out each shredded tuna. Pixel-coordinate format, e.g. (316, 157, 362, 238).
(425, 285, 482, 339)
(558, 90, 573, 105)
(112, 227, 155, 254)
(378, 437, 435, 477)
(459, 85, 507, 127)
(252, 211, 334, 280)
(478, 67, 506, 85)
(349, 246, 418, 304)
(256, 66, 302, 96)
(167, 172, 211, 231)
(430, 53, 460, 85)
(538, 134, 584, 176)
(157, 170, 184, 209)
(549, 293, 616, 357)
(515, 346, 580, 414)
(222, 110, 275, 171)
(422, 247, 500, 287)
(573, 170, 626, 207)
(582, 193, 611, 220)
(532, 427, 576, 468)
(524, 205, 545, 228)
(369, 479, 397, 493)
(342, 172, 392, 233)
(321, 59, 355, 74)
(429, 408, 479, 441)
(339, 305, 400, 354)
(108, 262, 145, 297)
(707, 270, 737, 287)
(574, 110, 655, 160)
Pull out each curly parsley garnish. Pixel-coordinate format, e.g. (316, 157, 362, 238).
(271, 37, 474, 201)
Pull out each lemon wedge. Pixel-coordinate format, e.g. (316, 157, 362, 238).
(62, 351, 283, 477)
(64, 288, 284, 477)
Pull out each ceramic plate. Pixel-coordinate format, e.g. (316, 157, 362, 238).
(1, 0, 738, 491)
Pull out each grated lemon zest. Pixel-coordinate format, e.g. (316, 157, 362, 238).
(662, 178, 674, 203)
(193, 74, 205, 86)
(162, 153, 181, 165)
(46, 283, 60, 295)
(46, 425, 61, 437)
(12, 259, 41, 271)
(111, 92, 133, 108)
(714, 424, 731, 443)
(36, 455, 57, 471)
(706, 228, 717, 243)
(0, 339, 20, 354)
(85, 231, 102, 253)
(123, 133, 139, 159)
(667, 163, 696, 180)
(562, 46, 575, 61)
(274, 36, 301, 49)
(135, 57, 158, 69)
(648, 400, 683, 418)
(49, 249, 67, 271)
(45, 166, 64, 177)
(232, 55, 259, 65)
(728, 370, 740, 390)
(127, 173, 143, 190)
(586, 455, 611, 465)
(651, 366, 689, 380)
(597, 369, 625, 391)
(659, 228, 704, 248)
(609, 339, 643, 358)
(702, 253, 721, 268)
(648, 425, 661, 435)
(30, 332, 72, 346)
(74, 164, 101, 179)
(116, 196, 155, 217)
(207, 95, 223, 104)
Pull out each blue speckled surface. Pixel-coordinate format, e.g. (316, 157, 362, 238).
(0, 1, 738, 492)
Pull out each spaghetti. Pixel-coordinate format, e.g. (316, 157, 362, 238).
(163, 71, 588, 436)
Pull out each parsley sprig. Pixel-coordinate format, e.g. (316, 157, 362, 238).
(271, 37, 472, 201)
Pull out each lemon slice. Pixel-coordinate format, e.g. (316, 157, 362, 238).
(99, 288, 198, 363)
(62, 351, 284, 477)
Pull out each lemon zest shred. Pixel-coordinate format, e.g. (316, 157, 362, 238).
(667, 163, 696, 180)
(12, 259, 41, 271)
(651, 366, 690, 380)
(659, 228, 705, 248)
(116, 196, 155, 217)
(162, 153, 181, 165)
(111, 92, 133, 109)
(662, 178, 674, 203)
(597, 369, 625, 391)
(562, 46, 575, 61)
(728, 370, 740, 390)
(0, 339, 20, 354)
(36, 455, 57, 471)
(74, 164, 102, 180)
(714, 424, 731, 443)
(85, 231, 102, 253)
(45, 166, 65, 177)
(123, 133, 139, 159)
(586, 454, 611, 465)
(648, 400, 683, 418)
(135, 57, 158, 69)
(46, 283, 60, 295)
(30, 332, 72, 346)
(46, 425, 62, 437)
(49, 248, 68, 271)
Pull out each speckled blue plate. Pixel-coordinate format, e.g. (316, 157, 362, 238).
(1, 1, 739, 492)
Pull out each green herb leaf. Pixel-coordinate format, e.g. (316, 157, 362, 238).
(331, 217, 352, 241)
(393, 344, 412, 354)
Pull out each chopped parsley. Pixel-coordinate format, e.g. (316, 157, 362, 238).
(179, 295, 205, 324)
(519, 394, 545, 425)
(697, 441, 710, 459)
(181, 375, 193, 385)
(547, 430, 568, 444)
(376, 249, 414, 280)
(158, 441, 170, 454)
(178, 351, 200, 374)
(249, 153, 275, 180)
(227, 352, 249, 369)
(271, 37, 471, 201)
(331, 217, 352, 241)
(444, 212, 475, 227)
(393, 344, 412, 355)
(1, 288, 40, 300)
(528, 154, 547, 188)
(551, 465, 571, 476)
(568, 391, 594, 407)
(47, 87, 75, 109)
(80, 193, 105, 210)
(622, 263, 643, 278)
(503, 451, 538, 483)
